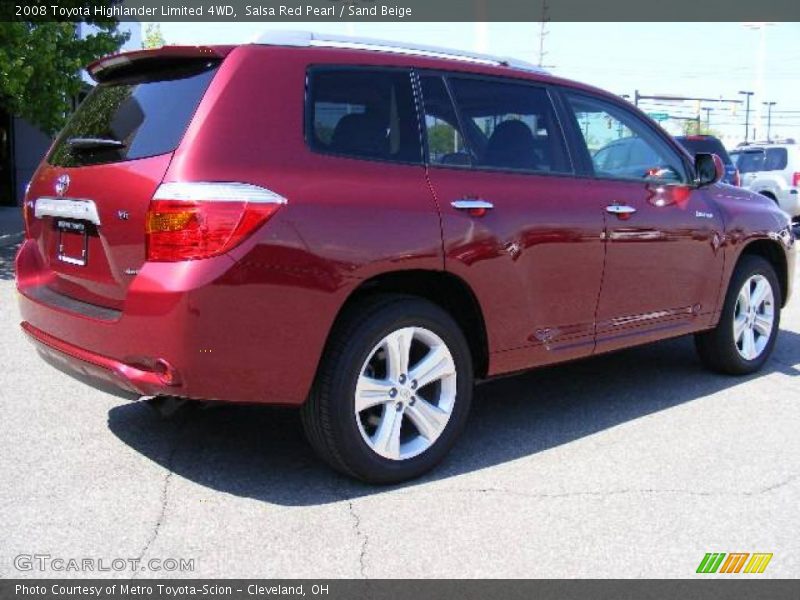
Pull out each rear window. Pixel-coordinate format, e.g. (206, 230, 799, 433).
(731, 149, 765, 173)
(675, 137, 733, 166)
(49, 61, 218, 168)
(306, 68, 421, 164)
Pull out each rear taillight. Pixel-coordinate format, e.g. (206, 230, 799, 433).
(733, 169, 741, 187)
(146, 182, 286, 261)
(792, 172, 800, 187)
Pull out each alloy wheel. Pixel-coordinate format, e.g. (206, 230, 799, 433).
(732, 274, 775, 361)
(354, 327, 457, 461)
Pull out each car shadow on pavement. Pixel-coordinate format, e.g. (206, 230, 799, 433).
(0, 242, 19, 281)
(107, 328, 800, 506)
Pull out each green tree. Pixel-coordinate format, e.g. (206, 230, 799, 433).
(683, 119, 722, 138)
(142, 23, 165, 49)
(0, 21, 128, 134)
(427, 123, 458, 157)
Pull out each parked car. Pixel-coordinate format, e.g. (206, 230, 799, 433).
(15, 32, 795, 483)
(730, 142, 800, 222)
(675, 135, 740, 186)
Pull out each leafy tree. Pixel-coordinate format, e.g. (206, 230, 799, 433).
(683, 119, 722, 138)
(0, 20, 128, 134)
(143, 23, 165, 49)
(427, 123, 458, 157)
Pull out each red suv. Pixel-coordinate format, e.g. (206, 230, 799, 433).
(16, 33, 795, 483)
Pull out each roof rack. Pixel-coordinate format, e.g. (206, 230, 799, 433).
(252, 30, 547, 74)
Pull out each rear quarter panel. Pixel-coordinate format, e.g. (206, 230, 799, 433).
(163, 46, 441, 404)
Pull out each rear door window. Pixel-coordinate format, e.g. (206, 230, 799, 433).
(49, 61, 218, 168)
(306, 68, 421, 164)
(418, 75, 470, 167)
(437, 76, 570, 174)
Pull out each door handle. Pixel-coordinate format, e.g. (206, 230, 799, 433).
(606, 204, 637, 216)
(451, 199, 494, 217)
(451, 199, 494, 211)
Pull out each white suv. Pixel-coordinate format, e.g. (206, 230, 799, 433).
(731, 142, 800, 221)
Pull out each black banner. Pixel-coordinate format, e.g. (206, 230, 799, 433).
(3, 0, 800, 22)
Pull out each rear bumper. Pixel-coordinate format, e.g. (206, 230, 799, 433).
(21, 322, 163, 399)
(15, 238, 343, 405)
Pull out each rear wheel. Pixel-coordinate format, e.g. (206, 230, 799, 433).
(301, 295, 473, 483)
(695, 255, 781, 374)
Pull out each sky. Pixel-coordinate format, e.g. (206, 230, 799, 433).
(155, 21, 800, 148)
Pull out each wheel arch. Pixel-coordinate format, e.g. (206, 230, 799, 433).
(329, 270, 490, 379)
(758, 190, 778, 202)
(738, 238, 789, 307)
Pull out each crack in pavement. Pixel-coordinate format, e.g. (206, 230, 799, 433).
(132, 415, 190, 578)
(347, 500, 369, 579)
(397, 473, 800, 502)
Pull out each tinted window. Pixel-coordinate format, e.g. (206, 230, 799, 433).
(439, 77, 569, 173)
(732, 150, 765, 173)
(566, 93, 687, 183)
(307, 69, 421, 163)
(419, 75, 470, 166)
(675, 136, 733, 166)
(49, 62, 218, 167)
(764, 147, 788, 171)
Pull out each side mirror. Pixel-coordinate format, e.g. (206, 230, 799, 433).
(695, 153, 725, 186)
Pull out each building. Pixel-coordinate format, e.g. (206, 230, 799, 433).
(0, 22, 142, 207)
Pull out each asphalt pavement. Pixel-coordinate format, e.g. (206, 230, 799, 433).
(1, 241, 798, 578)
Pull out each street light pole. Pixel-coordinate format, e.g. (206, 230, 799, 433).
(763, 101, 776, 142)
(739, 91, 754, 143)
(703, 107, 712, 129)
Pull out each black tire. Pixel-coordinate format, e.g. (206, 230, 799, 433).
(301, 294, 473, 484)
(695, 255, 781, 375)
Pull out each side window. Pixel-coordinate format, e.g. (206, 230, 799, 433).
(307, 68, 421, 163)
(764, 148, 788, 171)
(565, 93, 687, 184)
(419, 75, 470, 166)
(423, 75, 570, 173)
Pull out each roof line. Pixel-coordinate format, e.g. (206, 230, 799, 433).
(252, 30, 547, 74)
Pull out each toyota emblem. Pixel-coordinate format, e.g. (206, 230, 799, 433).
(54, 174, 70, 197)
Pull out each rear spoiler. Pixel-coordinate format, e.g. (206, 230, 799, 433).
(87, 46, 233, 83)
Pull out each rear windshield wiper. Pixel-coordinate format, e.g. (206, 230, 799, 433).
(66, 137, 125, 150)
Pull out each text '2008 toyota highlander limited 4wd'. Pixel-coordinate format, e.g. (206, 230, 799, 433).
(16, 32, 795, 483)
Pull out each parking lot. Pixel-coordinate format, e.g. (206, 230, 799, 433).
(1, 240, 798, 578)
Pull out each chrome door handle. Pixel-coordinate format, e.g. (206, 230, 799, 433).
(606, 204, 637, 215)
(451, 199, 494, 210)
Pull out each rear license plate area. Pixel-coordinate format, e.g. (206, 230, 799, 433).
(56, 219, 89, 266)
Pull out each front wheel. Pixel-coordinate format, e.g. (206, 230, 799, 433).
(695, 255, 781, 374)
(301, 295, 473, 484)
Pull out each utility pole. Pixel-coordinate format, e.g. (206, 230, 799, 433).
(739, 90, 754, 143)
(536, 0, 550, 68)
(703, 107, 713, 129)
(763, 101, 776, 141)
